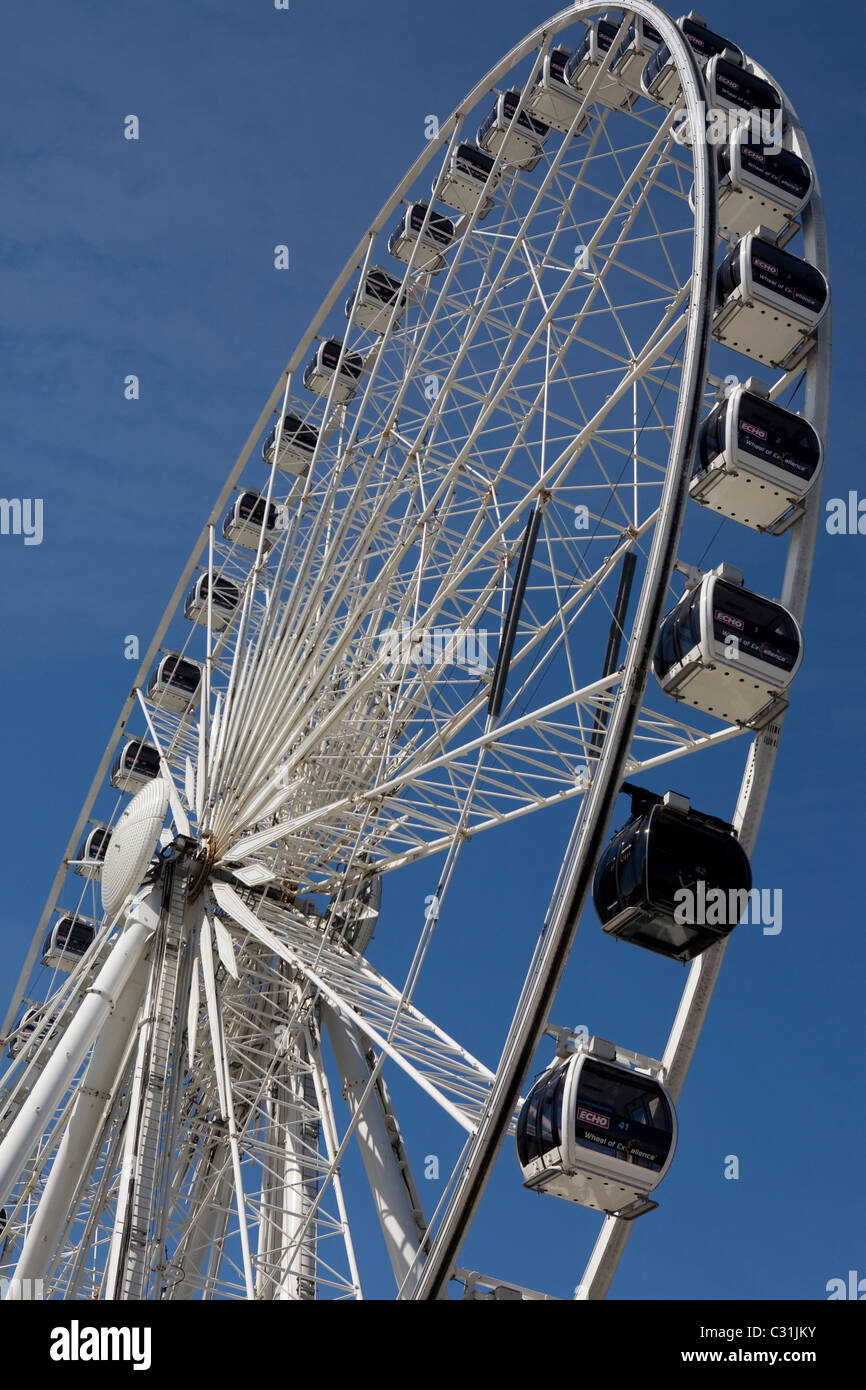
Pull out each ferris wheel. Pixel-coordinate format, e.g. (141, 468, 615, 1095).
(0, 1, 829, 1302)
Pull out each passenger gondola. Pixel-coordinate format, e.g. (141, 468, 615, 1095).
(222, 491, 282, 550)
(610, 16, 663, 90)
(436, 142, 500, 218)
(476, 89, 549, 170)
(302, 337, 365, 403)
(184, 572, 241, 630)
(110, 738, 162, 792)
(388, 203, 456, 274)
(641, 13, 742, 107)
(653, 564, 802, 725)
(73, 823, 111, 878)
(705, 55, 782, 127)
(262, 412, 319, 475)
(593, 785, 752, 961)
(691, 380, 823, 530)
(6, 1006, 51, 1061)
(146, 652, 204, 713)
(41, 915, 97, 972)
(525, 47, 589, 134)
(516, 1037, 677, 1217)
(564, 17, 632, 110)
(715, 136, 812, 243)
(713, 232, 829, 368)
(345, 266, 410, 333)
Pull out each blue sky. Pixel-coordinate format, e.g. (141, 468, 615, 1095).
(1, 0, 864, 1299)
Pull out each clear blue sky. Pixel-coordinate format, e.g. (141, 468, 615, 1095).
(1, 0, 863, 1299)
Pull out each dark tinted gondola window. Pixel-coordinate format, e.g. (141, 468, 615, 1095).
(711, 580, 800, 670)
(654, 588, 702, 677)
(613, 17, 662, 68)
(575, 1059, 672, 1171)
(593, 835, 623, 921)
(647, 807, 751, 913)
(46, 918, 94, 956)
(200, 576, 239, 610)
(321, 339, 345, 369)
(236, 493, 277, 528)
(730, 144, 811, 202)
(365, 268, 403, 304)
(538, 1067, 566, 1154)
(517, 1076, 548, 1165)
(264, 415, 318, 457)
(716, 246, 742, 301)
(655, 610, 680, 677)
(500, 90, 549, 138)
(748, 240, 827, 313)
(407, 204, 455, 245)
(163, 657, 201, 692)
(565, 33, 591, 74)
(642, 41, 670, 90)
(681, 18, 740, 62)
(594, 20, 618, 52)
(711, 59, 781, 116)
(548, 47, 571, 82)
(616, 830, 646, 908)
(285, 415, 318, 449)
(612, 22, 637, 67)
(125, 741, 160, 776)
(455, 143, 496, 180)
(697, 403, 727, 468)
(565, 20, 618, 82)
(735, 395, 821, 481)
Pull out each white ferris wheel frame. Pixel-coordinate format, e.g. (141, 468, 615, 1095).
(0, 0, 829, 1302)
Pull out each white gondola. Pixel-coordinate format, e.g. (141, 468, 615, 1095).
(715, 136, 812, 243)
(691, 380, 823, 531)
(476, 89, 549, 170)
(653, 563, 803, 725)
(388, 203, 456, 274)
(6, 1005, 53, 1061)
(41, 915, 97, 972)
(593, 785, 752, 962)
(345, 266, 409, 334)
(147, 651, 203, 713)
(184, 571, 241, 631)
(222, 491, 282, 550)
(516, 1038, 677, 1218)
(641, 13, 742, 107)
(564, 17, 631, 111)
(262, 412, 318, 476)
(713, 231, 829, 368)
(610, 15, 663, 91)
(705, 54, 782, 126)
(110, 738, 161, 792)
(73, 823, 111, 878)
(436, 143, 500, 218)
(302, 337, 365, 403)
(525, 47, 589, 134)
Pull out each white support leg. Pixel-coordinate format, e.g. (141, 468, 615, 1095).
(0, 889, 158, 1213)
(322, 1004, 426, 1295)
(6, 951, 151, 1297)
